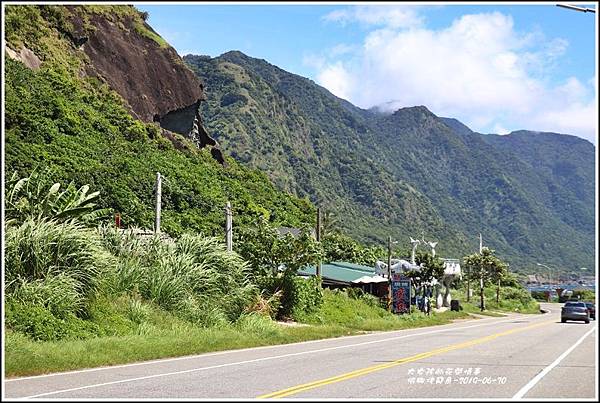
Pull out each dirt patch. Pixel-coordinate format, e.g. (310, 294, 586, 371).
(276, 321, 310, 327)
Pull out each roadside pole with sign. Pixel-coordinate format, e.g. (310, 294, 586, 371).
(391, 273, 412, 314)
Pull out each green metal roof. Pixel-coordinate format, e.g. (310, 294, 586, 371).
(299, 261, 377, 283)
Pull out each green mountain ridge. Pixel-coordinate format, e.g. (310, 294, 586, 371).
(184, 51, 595, 273)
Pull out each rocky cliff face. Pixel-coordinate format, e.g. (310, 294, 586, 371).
(67, 8, 202, 124)
(65, 6, 223, 161)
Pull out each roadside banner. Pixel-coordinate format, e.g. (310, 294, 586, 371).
(392, 273, 411, 314)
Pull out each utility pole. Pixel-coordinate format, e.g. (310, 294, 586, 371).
(387, 236, 393, 312)
(479, 233, 485, 311)
(466, 263, 471, 302)
(225, 201, 232, 252)
(154, 172, 161, 234)
(316, 208, 322, 277)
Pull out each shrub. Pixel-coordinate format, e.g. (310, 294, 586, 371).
(126, 297, 151, 325)
(235, 312, 281, 338)
(258, 273, 323, 320)
(5, 302, 100, 341)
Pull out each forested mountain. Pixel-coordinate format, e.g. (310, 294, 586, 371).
(184, 51, 595, 272)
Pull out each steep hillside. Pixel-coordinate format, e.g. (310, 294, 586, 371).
(185, 51, 595, 271)
(482, 130, 595, 232)
(369, 108, 595, 270)
(184, 52, 462, 249)
(4, 5, 314, 236)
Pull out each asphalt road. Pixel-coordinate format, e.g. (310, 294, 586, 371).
(4, 303, 597, 400)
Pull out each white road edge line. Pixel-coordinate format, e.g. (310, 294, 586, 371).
(16, 315, 542, 399)
(512, 325, 597, 399)
(6, 311, 534, 383)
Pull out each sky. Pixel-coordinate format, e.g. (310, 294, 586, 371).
(137, 2, 598, 144)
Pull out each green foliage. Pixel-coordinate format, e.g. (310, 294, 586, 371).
(5, 166, 111, 227)
(5, 302, 101, 342)
(235, 217, 322, 276)
(99, 227, 257, 324)
(4, 218, 110, 300)
(463, 247, 508, 287)
(405, 251, 446, 291)
(322, 232, 385, 266)
(463, 247, 509, 309)
(133, 21, 168, 48)
(235, 313, 281, 338)
(7, 274, 84, 319)
(570, 289, 595, 302)
(4, 56, 314, 240)
(530, 290, 550, 301)
(5, 5, 47, 49)
(257, 273, 323, 320)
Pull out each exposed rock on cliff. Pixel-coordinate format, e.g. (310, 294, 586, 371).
(69, 9, 202, 124)
(63, 6, 224, 163)
(5, 46, 42, 70)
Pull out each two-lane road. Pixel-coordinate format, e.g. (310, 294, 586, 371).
(4, 303, 597, 399)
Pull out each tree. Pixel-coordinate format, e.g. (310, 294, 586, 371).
(321, 232, 385, 266)
(463, 247, 508, 311)
(405, 251, 445, 311)
(320, 210, 340, 236)
(234, 217, 322, 277)
(234, 217, 323, 319)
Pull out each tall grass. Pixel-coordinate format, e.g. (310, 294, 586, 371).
(5, 218, 111, 304)
(100, 226, 258, 325)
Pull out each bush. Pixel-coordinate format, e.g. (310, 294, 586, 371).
(258, 273, 323, 320)
(235, 312, 281, 338)
(8, 273, 84, 318)
(5, 302, 100, 341)
(571, 289, 595, 302)
(126, 297, 151, 325)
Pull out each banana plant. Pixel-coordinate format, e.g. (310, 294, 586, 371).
(5, 167, 112, 226)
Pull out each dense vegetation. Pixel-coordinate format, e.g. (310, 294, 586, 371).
(185, 51, 595, 273)
(4, 57, 315, 236)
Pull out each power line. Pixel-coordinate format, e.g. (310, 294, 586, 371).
(556, 4, 596, 13)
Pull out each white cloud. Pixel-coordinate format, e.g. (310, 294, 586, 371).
(329, 43, 357, 57)
(302, 53, 326, 70)
(323, 5, 424, 29)
(493, 124, 511, 135)
(313, 9, 597, 143)
(317, 62, 354, 100)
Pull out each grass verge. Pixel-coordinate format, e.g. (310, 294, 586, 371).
(452, 286, 541, 315)
(5, 290, 470, 377)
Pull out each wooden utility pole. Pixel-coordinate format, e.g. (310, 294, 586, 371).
(316, 208, 322, 277)
(225, 201, 233, 252)
(466, 264, 471, 302)
(387, 236, 392, 312)
(496, 278, 501, 304)
(154, 172, 161, 234)
(479, 233, 485, 311)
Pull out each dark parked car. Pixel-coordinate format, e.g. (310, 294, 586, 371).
(561, 301, 590, 323)
(584, 302, 595, 320)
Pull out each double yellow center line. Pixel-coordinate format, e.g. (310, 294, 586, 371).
(258, 319, 554, 398)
